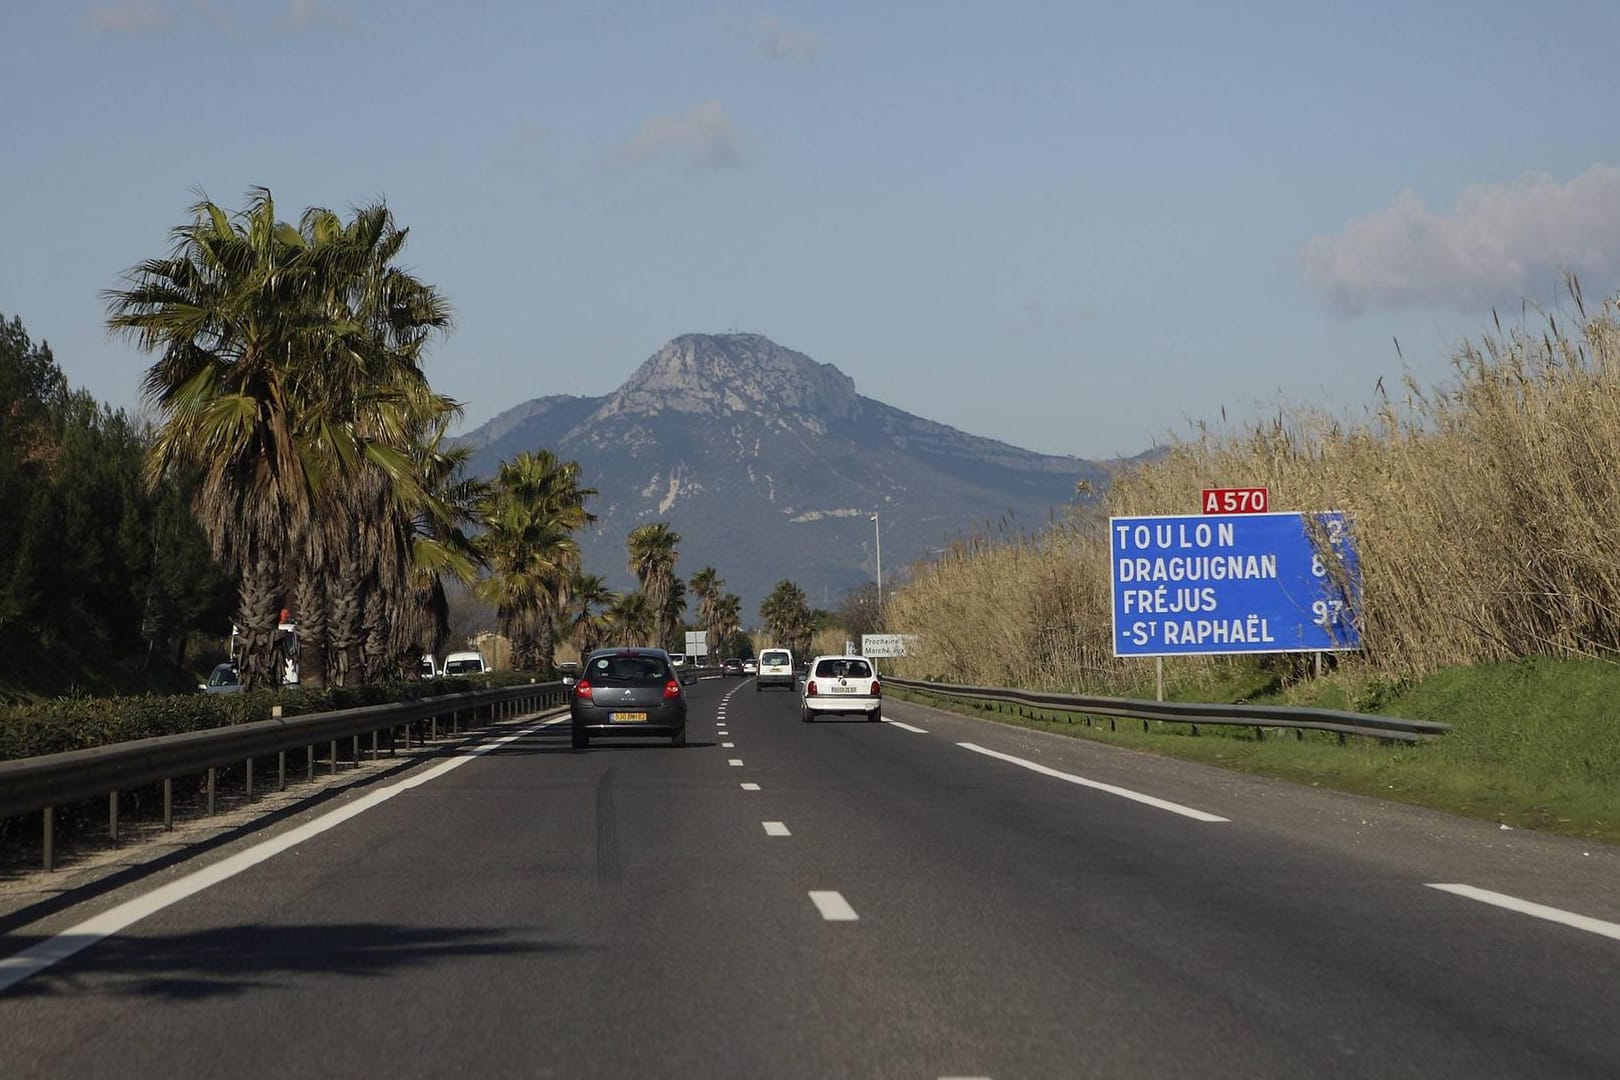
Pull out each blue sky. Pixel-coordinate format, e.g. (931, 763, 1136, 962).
(4, 0, 1619, 459)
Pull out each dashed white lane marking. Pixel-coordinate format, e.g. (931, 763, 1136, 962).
(762, 821, 791, 837)
(956, 742, 1229, 822)
(722, 742, 735, 748)
(883, 719, 928, 733)
(728, 759, 744, 767)
(0, 715, 568, 994)
(809, 891, 859, 921)
(1427, 884, 1620, 941)
(740, 783, 761, 791)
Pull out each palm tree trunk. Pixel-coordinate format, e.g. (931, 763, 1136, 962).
(362, 590, 389, 682)
(237, 553, 280, 691)
(294, 568, 329, 691)
(328, 556, 363, 687)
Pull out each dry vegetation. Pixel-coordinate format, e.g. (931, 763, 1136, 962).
(888, 284, 1620, 689)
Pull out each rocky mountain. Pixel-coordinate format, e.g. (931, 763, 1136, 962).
(459, 333, 1116, 618)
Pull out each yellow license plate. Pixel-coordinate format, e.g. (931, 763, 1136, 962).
(610, 712, 648, 722)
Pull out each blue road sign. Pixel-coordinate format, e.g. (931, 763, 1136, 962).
(1110, 512, 1361, 657)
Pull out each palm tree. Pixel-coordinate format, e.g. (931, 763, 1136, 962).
(604, 590, 654, 647)
(107, 189, 453, 689)
(627, 522, 680, 651)
(478, 451, 596, 673)
(689, 566, 721, 650)
(662, 577, 687, 653)
(712, 592, 742, 653)
(761, 579, 813, 656)
(565, 572, 614, 655)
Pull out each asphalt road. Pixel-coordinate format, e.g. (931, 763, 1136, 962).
(2, 675, 1619, 1079)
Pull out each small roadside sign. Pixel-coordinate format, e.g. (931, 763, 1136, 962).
(1201, 487, 1268, 514)
(860, 633, 916, 658)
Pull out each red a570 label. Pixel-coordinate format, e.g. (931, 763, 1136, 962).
(1201, 487, 1268, 514)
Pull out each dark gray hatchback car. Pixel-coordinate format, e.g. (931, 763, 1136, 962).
(570, 647, 690, 749)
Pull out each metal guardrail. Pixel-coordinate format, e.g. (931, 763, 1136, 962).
(885, 677, 1448, 743)
(0, 681, 569, 871)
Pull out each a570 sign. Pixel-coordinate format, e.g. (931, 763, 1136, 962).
(1201, 487, 1268, 514)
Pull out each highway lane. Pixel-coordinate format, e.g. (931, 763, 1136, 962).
(1, 675, 1618, 1078)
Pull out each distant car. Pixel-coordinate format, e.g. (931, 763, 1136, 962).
(200, 662, 242, 694)
(722, 657, 744, 676)
(669, 653, 687, 669)
(800, 655, 881, 723)
(570, 647, 688, 749)
(755, 648, 794, 691)
(741, 658, 757, 675)
(442, 651, 488, 676)
(419, 654, 439, 679)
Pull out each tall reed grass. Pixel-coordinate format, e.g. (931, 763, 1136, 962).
(888, 285, 1620, 687)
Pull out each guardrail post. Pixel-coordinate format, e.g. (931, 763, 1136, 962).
(372, 730, 379, 760)
(1295, 728, 1303, 741)
(164, 778, 173, 829)
(431, 714, 438, 741)
(110, 791, 119, 846)
(307, 744, 315, 781)
(330, 739, 338, 775)
(452, 709, 459, 735)
(43, 808, 54, 871)
(1255, 726, 1264, 741)
(278, 751, 286, 792)
(352, 734, 360, 763)
(207, 767, 216, 816)
(246, 757, 254, 800)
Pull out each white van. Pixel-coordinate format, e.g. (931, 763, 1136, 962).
(755, 648, 794, 691)
(442, 651, 488, 676)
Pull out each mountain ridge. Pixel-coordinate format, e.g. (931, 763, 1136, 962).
(460, 333, 1115, 616)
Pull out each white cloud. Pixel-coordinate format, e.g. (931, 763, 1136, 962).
(608, 101, 745, 170)
(86, 1, 171, 34)
(755, 16, 822, 62)
(284, 0, 355, 32)
(1304, 165, 1620, 316)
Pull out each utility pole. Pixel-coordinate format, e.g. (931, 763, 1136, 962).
(871, 512, 883, 612)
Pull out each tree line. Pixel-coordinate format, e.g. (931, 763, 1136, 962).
(2, 189, 838, 695)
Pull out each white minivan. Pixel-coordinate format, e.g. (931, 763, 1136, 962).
(755, 648, 794, 691)
(442, 651, 488, 676)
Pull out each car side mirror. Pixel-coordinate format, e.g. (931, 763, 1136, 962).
(561, 675, 577, 688)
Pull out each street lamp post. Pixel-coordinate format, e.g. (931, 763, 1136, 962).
(871, 512, 883, 612)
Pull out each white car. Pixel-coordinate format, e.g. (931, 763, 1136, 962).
(755, 648, 794, 691)
(800, 655, 881, 722)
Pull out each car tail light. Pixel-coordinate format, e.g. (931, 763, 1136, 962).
(575, 679, 593, 700)
(805, 680, 818, 696)
(664, 679, 681, 699)
(871, 679, 881, 697)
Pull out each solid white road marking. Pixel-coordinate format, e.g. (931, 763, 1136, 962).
(882, 719, 928, 733)
(762, 821, 791, 836)
(0, 715, 568, 994)
(740, 783, 762, 791)
(956, 742, 1229, 822)
(809, 891, 859, 921)
(728, 759, 744, 766)
(1427, 884, 1620, 941)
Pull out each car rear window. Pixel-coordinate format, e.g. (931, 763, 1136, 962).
(814, 659, 872, 679)
(589, 655, 669, 682)
(760, 651, 790, 666)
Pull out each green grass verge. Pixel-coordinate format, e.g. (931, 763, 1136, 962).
(893, 656, 1620, 845)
